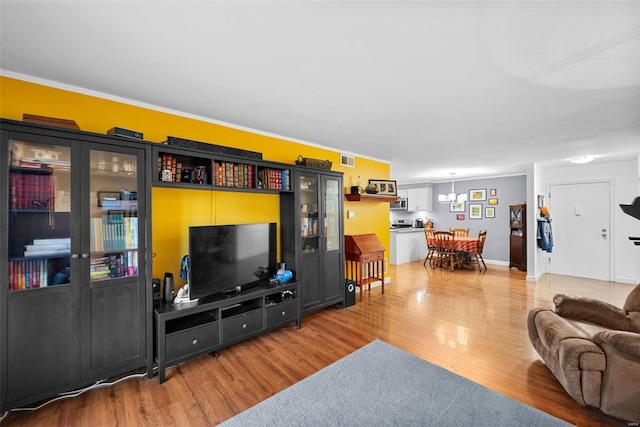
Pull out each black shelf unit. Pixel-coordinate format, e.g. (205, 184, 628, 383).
(280, 167, 344, 312)
(152, 145, 293, 193)
(154, 282, 300, 383)
(0, 118, 151, 413)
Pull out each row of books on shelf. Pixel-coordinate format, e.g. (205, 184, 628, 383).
(90, 251, 138, 280)
(90, 214, 138, 252)
(157, 154, 209, 184)
(9, 172, 56, 210)
(24, 237, 71, 257)
(214, 161, 255, 188)
(8, 258, 53, 290)
(259, 168, 290, 191)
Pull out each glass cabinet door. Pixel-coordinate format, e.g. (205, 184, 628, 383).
(7, 139, 72, 291)
(89, 149, 138, 281)
(299, 174, 319, 253)
(324, 177, 340, 252)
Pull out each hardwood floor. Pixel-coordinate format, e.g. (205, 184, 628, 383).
(2, 262, 636, 426)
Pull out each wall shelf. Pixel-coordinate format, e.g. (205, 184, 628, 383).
(345, 193, 400, 203)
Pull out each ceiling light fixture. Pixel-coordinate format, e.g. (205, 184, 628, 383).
(438, 173, 468, 204)
(570, 155, 595, 164)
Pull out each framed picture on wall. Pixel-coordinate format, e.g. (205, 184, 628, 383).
(469, 203, 483, 219)
(490, 189, 497, 196)
(485, 207, 495, 218)
(488, 198, 498, 205)
(368, 179, 397, 195)
(469, 189, 487, 201)
(449, 201, 465, 212)
(457, 214, 465, 220)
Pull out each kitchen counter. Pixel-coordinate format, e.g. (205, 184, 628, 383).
(389, 227, 427, 264)
(390, 227, 424, 233)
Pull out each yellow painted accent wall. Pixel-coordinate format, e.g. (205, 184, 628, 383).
(0, 76, 392, 282)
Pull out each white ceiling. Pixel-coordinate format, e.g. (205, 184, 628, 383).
(1, 1, 639, 184)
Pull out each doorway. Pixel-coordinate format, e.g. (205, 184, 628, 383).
(547, 181, 611, 281)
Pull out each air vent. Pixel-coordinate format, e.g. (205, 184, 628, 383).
(340, 154, 355, 167)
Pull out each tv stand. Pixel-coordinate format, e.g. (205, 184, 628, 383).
(153, 281, 300, 383)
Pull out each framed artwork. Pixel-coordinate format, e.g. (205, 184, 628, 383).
(457, 214, 465, 220)
(490, 189, 497, 196)
(449, 201, 465, 212)
(97, 191, 121, 208)
(485, 207, 495, 218)
(368, 179, 397, 195)
(469, 203, 483, 219)
(469, 189, 487, 201)
(488, 198, 498, 205)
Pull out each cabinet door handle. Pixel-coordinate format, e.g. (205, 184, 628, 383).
(82, 253, 89, 259)
(192, 339, 198, 345)
(281, 311, 286, 316)
(242, 323, 247, 329)
(71, 254, 80, 259)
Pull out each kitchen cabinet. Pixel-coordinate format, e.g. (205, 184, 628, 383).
(390, 229, 427, 264)
(407, 187, 433, 212)
(280, 167, 344, 312)
(1, 119, 149, 412)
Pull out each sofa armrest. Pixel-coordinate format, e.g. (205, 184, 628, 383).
(593, 330, 640, 362)
(592, 330, 640, 421)
(553, 294, 632, 331)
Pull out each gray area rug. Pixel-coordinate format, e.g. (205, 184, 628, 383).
(220, 339, 573, 426)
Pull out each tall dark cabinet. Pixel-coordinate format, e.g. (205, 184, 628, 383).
(509, 203, 526, 271)
(0, 119, 149, 412)
(280, 167, 344, 312)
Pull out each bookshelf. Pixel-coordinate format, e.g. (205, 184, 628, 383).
(1, 119, 149, 413)
(153, 145, 292, 192)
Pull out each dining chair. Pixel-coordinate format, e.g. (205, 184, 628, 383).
(433, 231, 460, 271)
(423, 226, 437, 267)
(468, 230, 487, 271)
(449, 228, 470, 237)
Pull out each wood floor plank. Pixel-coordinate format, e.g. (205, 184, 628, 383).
(1, 262, 635, 426)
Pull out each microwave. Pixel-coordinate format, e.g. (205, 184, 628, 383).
(391, 197, 408, 210)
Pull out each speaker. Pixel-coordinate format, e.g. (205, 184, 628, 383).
(165, 136, 263, 160)
(344, 279, 356, 307)
(152, 278, 161, 307)
(163, 272, 175, 304)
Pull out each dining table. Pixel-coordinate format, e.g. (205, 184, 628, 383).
(427, 234, 480, 269)
(428, 235, 479, 254)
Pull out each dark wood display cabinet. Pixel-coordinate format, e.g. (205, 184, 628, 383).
(0, 119, 150, 412)
(154, 282, 301, 383)
(509, 204, 527, 271)
(280, 168, 344, 312)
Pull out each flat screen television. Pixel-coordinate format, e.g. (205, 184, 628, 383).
(188, 223, 277, 300)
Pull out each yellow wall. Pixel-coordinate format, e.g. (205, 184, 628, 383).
(0, 76, 392, 283)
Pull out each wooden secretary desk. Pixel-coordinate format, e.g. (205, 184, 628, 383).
(344, 234, 385, 301)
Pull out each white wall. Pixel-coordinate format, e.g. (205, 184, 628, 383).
(527, 163, 546, 282)
(542, 160, 639, 284)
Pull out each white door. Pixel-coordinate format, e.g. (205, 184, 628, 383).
(548, 182, 611, 281)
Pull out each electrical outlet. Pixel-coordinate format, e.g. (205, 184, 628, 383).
(348, 210, 355, 219)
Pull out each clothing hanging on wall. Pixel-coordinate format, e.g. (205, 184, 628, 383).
(537, 207, 553, 253)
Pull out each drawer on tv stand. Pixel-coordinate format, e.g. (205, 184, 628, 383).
(165, 321, 220, 363)
(265, 299, 298, 328)
(221, 309, 263, 344)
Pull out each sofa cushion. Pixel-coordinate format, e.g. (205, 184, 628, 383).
(623, 284, 640, 313)
(553, 294, 632, 331)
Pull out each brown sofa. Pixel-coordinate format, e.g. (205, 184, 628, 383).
(527, 284, 640, 422)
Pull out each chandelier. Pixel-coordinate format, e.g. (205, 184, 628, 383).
(438, 173, 468, 203)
